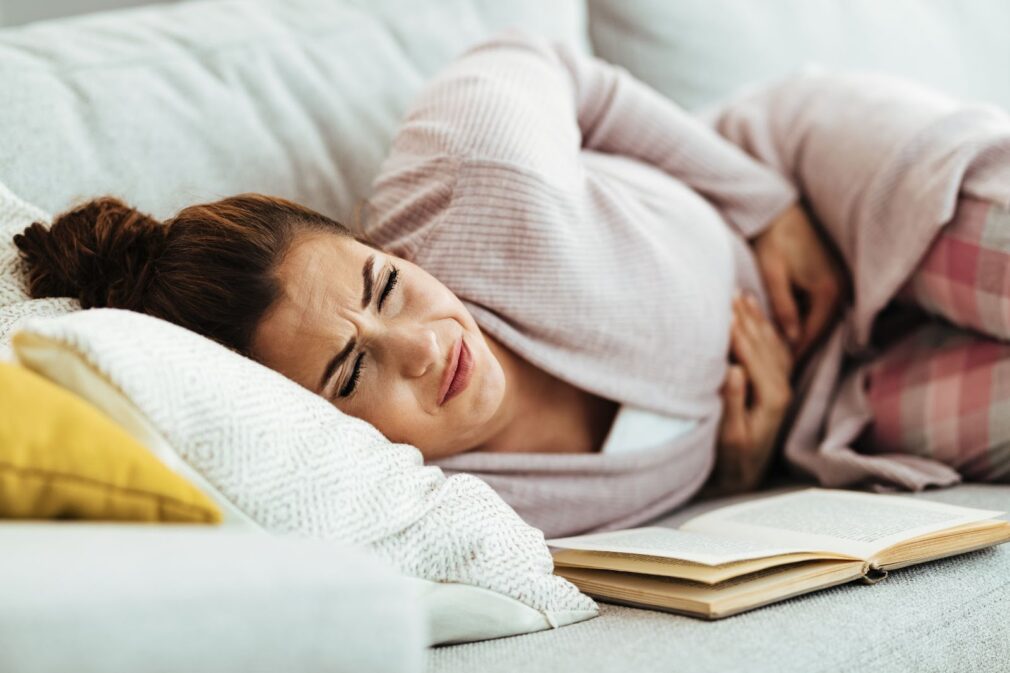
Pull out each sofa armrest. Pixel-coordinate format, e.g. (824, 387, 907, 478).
(0, 523, 426, 673)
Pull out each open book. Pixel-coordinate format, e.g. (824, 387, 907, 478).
(546, 488, 1010, 620)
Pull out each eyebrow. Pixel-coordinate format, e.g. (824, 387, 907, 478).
(318, 253, 376, 395)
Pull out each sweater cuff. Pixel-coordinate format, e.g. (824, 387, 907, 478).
(724, 178, 799, 240)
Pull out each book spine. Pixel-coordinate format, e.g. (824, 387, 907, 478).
(859, 560, 889, 585)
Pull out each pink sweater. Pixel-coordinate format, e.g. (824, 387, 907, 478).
(364, 32, 1010, 537)
(705, 68, 1010, 496)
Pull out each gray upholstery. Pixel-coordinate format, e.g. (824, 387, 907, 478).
(0, 525, 427, 673)
(428, 479, 1010, 673)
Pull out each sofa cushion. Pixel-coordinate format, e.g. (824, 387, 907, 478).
(428, 480, 1010, 672)
(587, 0, 1010, 112)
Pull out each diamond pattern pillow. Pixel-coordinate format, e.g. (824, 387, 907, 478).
(0, 182, 77, 361)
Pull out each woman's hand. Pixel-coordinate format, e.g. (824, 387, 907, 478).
(702, 293, 795, 498)
(751, 202, 850, 363)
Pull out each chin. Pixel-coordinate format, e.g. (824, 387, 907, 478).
(418, 439, 470, 461)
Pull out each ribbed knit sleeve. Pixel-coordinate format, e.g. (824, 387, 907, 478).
(549, 37, 799, 238)
(388, 30, 798, 239)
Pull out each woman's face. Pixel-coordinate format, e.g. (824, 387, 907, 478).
(250, 230, 508, 459)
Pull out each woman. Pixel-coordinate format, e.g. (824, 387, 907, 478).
(14, 32, 1009, 536)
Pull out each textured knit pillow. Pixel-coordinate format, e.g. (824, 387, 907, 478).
(0, 361, 221, 523)
(0, 182, 77, 361)
(12, 309, 598, 643)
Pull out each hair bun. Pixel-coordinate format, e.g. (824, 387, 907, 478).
(13, 196, 168, 310)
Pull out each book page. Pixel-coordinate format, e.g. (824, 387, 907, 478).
(679, 488, 1005, 558)
(545, 526, 857, 566)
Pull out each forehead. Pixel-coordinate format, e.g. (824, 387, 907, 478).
(278, 230, 370, 311)
(252, 232, 368, 380)
(278, 231, 364, 295)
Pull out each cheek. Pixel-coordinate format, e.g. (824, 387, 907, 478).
(408, 267, 457, 313)
(343, 381, 429, 439)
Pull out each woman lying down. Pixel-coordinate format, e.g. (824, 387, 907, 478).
(14, 31, 1010, 537)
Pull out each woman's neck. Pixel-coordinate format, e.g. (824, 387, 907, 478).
(470, 331, 615, 454)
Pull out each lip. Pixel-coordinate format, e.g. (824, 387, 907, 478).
(438, 334, 473, 406)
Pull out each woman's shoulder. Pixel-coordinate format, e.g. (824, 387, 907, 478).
(361, 152, 463, 258)
(365, 146, 586, 261)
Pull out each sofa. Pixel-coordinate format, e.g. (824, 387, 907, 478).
(1, 1, 1008, 672)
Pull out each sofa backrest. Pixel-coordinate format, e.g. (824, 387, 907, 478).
(588, 0, 1010, 112)
(0, 0, 587, 221)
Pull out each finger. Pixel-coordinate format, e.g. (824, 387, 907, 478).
(734, 296, 761, 342)
(731, 308, 790, 413)
(719, 364, 750, 448)
(732, 300, 778, 379)
(797, 281, 840, 359)
(743, 295, 794, 375)
(730, 304, 763, 368)
(729, 306, 760, 367)
(741, 295, 781, 357)
(730, 316, 783, 416)
(758, 256, 802, 347)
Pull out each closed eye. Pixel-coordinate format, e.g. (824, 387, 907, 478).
(378, 267, 399, 310)
(338, 265, 400, 398)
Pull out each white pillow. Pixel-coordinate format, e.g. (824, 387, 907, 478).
(587, 0, 1010, 112)
(11, 308, 598, 644)
(0, 182, 78, 361)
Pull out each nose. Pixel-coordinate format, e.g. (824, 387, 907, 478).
(385, 323, 441, 379)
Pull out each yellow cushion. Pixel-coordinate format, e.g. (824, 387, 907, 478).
(0, 362, 221, 523)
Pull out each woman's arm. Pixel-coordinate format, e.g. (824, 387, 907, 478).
(392, 30, 798, 239)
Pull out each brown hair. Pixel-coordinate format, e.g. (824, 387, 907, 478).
(13, 193, 374, 355)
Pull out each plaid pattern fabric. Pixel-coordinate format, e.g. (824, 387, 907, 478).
(894, 196, 1010, 339)
(857, 197, 1010, 482)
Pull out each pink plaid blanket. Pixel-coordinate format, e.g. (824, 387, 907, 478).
(707, 70, 1010, 491)
(857, 197, 1010, 482)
